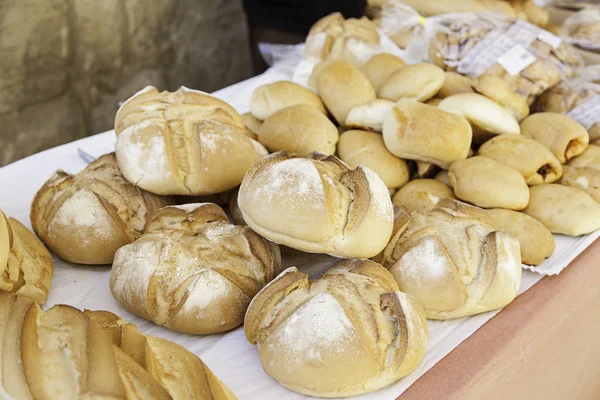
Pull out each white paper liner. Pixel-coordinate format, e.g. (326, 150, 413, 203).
(1, 68, 598, 399)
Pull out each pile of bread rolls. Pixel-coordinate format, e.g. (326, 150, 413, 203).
(13, 25, 600, 397)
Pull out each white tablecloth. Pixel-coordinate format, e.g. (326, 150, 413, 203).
(1, 69, 598, 399)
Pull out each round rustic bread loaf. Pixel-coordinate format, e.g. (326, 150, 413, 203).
(375, 199, 522, 319)
(238, 152, 394, 259)
(31, 153, 172, 265)
(115, 86, 268, 195)
(244, 259, 428, 397)
(110, 203, 281, 334)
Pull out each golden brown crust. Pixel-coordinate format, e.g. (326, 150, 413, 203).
(31, 153, 173, 265)
(473, 74, 529, 121)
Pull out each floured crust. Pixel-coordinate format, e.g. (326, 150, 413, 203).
(238, 152, 393, 259)
(377, 199, 522, 319)
(30, 153, 172, 265)
(115, 86, 267, 195)
(244, 260, 427, 397)
(110, 203, 281, 334)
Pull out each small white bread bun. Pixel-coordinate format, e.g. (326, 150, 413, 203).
(392, 179, 455, 213)
(437, 72, 473, 99)
(257, 104, 338, 156)
(382, 100, 472, 169)
(520, 113, 590, 164)
(316, 60, 377, 124)
(360, 53, 406, 93)
(378, 63, 445, 102)
(337, 130, 410, 190)
(250, 80, 326, 120)
(244, 260, 428, 397)
(524, 184, 600, 235)
(0, 211, 52, 305)
(110, 203, 281, 334)
(486, 209, 555, 266)
(478, 134, 563, 185)
(238, 152, 394, 259)
(438, 93, 521, 142)
(472, 74, 529, 121)
(376, 199, 522, 320)
(344, 99, 395, 132)
(449, 156, 530, 210)
(115, 86, 267, 195)
(241, 112, 261, 140)
(31, 153, 173, 265)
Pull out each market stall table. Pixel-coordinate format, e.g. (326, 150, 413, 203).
(1, 69, 598, 400)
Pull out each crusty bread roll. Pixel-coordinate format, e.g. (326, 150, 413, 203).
(360, 53, 406, 93)
(376, 199, 522, 319)
(449, 156, 530, 210)
(379, 63, 445, 102)
(439, 93, 521, 142)
(472, 74, 529, 121)
(238, 152, 393, 259)
(115, 86, 267, 195)
(520, 113, 589, 163)
(250, 80, 326, 120)
(0, 291, 236, 400)
(561, 165, 600, 203)
(244, 259, 428, 397)
(486, 208, 555, 266)
(524, 184, 600, 235)
(478, 134, 563, 185)
(85, 310, 237, 400)
(241, 112, 261, 140)
(0, 211, 52, 305)
(344, 99, 395, 132)
(437, 72, 473, 99)
(337, 130, 409, 190)
(568, 144, 600, 171)
(31, 153, 172, 265)
(382, 100, 472, 169)
(316, 60, 376, 124)
(110, 203, 281, 334)
(392, 179, 455, 213)
(257, 104, 338, 156)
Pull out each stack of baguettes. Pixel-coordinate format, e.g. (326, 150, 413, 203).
(14, 10, 600, 399)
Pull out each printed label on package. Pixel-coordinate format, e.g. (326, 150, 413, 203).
(537, 30, 562, 49)
(568, 96, 600, 130)
(497, 44, 537, 76)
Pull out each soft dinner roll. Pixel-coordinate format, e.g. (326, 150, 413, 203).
(85, 310, 237, 400)
(110, 203, 281, 334)
(376, 199, 522, 319)
(520, 113, 589, 163)
(524, 184, 600, 235)
(568, 144, 600, 171)
(379, 63, 445, 102)
(337, 130, 409, 190)
(486, 208, 555, 266)
(561, 165, 600, 203)
(0, 292, 235, 400)
(316, 60, 376, 124)
(438, 93, 521, 142)
(344, 99, 395, 132)
(437, 72, 473, 99)
(257, 104, 338, 156)
(392, 179, 455, 213)
(238, 152, 393, 259)
(360, 53, 406, 93)
(0, 211, 52, 304)
(449, 156, 530, 210)
(241, 112, 261, 139)
(31, 153, 172, 265)
(250, 80, 326, 120)
(478, 134, 563, 185)
(472, 74, 529, 121)
(115, 86, 267, 195)
(244, 259, 428, 397)
(382, 100, 472, 169)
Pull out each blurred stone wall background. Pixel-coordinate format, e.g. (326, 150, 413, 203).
(0, 0, 252, 166)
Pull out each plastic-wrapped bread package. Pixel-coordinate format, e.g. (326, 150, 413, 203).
(561, 7, 600, 52)
(378, 3, 583, 105)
